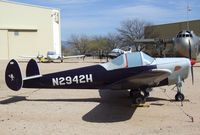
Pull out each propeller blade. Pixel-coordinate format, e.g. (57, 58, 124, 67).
(189, 40, 194, 84)
(191, 65, 194, 84)
(189, 40, 192, 59)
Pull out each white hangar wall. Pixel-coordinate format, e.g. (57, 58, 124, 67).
(0, 0, 61, 59)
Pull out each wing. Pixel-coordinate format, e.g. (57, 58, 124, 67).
(134, 39, 157, 44)
(134, 38, 173, 44)
(63, 55, 85, 59)
(105, 69, 172, 90)
(19, 55, 38, 59)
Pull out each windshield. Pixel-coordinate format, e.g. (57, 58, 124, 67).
(47, 51, 56, 55)
(141, 52, 154, 65)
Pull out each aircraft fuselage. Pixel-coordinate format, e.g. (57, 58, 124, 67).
(174, 30, 200, 59)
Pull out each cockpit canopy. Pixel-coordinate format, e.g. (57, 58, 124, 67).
(47, 51, 56, 55)
(111, 48, 125, 54)
(176, 30, 193, 38)
(101, 52, 155, 70)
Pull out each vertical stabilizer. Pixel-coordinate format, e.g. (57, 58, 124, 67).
(5, 59, 22, 91)
(26, 59, 40, 77)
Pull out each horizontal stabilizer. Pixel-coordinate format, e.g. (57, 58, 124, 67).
(26, 59, 40, 77)
(5, 59, 23, 91)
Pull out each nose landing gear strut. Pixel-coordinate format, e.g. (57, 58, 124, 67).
(175, 77, 185, 101)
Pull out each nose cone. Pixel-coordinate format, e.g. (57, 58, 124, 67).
(175, 38, 197, 59)
(191, 59, 196, 65)
(156, 57, 191, 85)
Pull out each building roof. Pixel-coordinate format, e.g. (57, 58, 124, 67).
(152, 19, 200, 27)
(145, 19, 200, 38)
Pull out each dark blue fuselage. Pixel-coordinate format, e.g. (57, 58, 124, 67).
(23, 65, 157, 90)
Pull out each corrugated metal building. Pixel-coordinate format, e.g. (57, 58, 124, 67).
(143, 20, 200, 57)
(0, 0, 61, 59)
(145, 19, 200, 39)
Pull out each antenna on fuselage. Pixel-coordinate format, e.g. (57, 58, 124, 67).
(186, 1, 192, 30)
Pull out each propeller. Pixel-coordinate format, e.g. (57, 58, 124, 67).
(188, 40, 194, 84)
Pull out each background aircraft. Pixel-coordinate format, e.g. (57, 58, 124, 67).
(20, 51, 85, 63)
(134, 30, 200, 60)
(108, 47, 132, 58)
(5, 51, 193, 104)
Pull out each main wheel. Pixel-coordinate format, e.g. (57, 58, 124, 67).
(132, 94, 146, 104)
(175, 92, 185, 101)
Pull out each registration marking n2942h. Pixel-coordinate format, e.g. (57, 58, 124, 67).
(52, 74, 93, 86)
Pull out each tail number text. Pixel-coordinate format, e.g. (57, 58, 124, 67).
(52, 74, 93, 86)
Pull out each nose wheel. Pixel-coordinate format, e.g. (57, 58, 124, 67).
(175, 92, 185, 101)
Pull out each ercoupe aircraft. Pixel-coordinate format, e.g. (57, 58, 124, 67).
(20, 50, 85, 63)
(134, 30, 200, 60)
(5, 50, 194, 104)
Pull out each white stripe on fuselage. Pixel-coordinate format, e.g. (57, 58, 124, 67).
(23, 75, 42, 80)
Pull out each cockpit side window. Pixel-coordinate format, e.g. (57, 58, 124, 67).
(47, 51, 56, 55)
(177, 34, 181, 38)
(141, 53, 154, 65)
(177, 31, 193, 38)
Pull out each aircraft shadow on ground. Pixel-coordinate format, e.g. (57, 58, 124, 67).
(82, 90, 136, 123)
(0, 90, 171, 123)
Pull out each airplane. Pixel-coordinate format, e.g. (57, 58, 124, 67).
(5, 50, 194, 104)
(134, 30, 200, 60)
(20, 50, 85, 63)
(107, 47, 132, 58)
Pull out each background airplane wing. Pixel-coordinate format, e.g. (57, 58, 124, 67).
(19, 55, 38, 58)
(134, 39, 173, 44)
(19, 55, 46, 63)
(105, 69, 172, 90)
(63, 55, 85, 59)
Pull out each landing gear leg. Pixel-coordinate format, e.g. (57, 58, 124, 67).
(142, 88, 151, 98)
(175, 78, 185, 101)
(129, 89, 134, 97)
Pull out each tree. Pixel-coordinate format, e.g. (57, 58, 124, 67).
(87, 36, 109, 56)
(117, 18, 152, 50)
(105, 33, 121, 51)
(68, 34, 90, 54)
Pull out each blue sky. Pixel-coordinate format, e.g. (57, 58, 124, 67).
(11, 0, 200, 40)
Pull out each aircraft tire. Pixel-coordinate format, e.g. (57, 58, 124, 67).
(132, 94, 146, 104)
(175, 92, 185, 101)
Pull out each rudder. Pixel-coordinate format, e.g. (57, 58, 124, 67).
(26, 59, 40, 77)
(5, 59, 23, 91)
